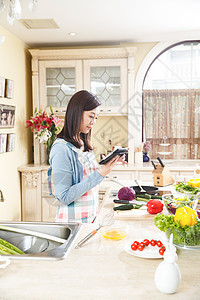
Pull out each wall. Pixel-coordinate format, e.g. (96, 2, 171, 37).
(0, 25, 32, 221)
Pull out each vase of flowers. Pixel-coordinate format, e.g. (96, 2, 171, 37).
(143, 140, 151, 162)
(26, 106, 63, 162)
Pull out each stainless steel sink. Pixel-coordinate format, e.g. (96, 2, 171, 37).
(0, 221, 82, 260)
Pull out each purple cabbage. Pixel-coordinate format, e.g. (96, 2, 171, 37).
(118, 187, 136, 200)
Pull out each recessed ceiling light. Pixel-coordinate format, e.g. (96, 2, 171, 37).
(68, 32, 77, 37)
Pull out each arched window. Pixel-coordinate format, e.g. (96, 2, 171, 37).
(143, 41, 200, 160)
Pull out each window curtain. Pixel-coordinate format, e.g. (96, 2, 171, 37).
(143, 89, 200, 159)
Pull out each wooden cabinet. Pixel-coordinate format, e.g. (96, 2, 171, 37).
(29, 46, 136, 164)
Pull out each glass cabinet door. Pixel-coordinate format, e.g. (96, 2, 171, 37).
(39, 60, 82, 113)
(84, 58, 127, 114)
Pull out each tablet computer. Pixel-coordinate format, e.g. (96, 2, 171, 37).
(99, 148, 128, 165)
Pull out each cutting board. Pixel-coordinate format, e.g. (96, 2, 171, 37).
(113, 205, 153, 220)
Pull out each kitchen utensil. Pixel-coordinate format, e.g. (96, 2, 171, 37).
(157, 156, 165, 167)
(109, 179, 158, 196)
(162, 193, 196, 215)
(130, 185, 158, 195)
(75, 212, 114, 249)
(135, 180, 147, 193)
(113, 199, 146, 206)
(153, 159, 175, 187)
(151, 161, 157, 169)
(0, 225, 67, 244)
(100, 221, 129, 240)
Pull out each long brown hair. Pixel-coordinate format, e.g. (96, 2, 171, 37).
(57, 90, 101, 151)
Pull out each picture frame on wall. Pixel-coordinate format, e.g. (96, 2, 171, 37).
(0, 76, 6, 98)
(7, 133, 15, 152)
(0, 134, 7, 153)
(5, 79, 14, 98)
(0, 104, 15, 128)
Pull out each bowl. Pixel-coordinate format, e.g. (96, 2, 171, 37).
(100, 221, 129, 241)
(162, 193, 196, 215)
(165, 228, 200, 249)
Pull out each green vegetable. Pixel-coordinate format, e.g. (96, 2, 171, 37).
(154, 214, 200, 246)
(174, 182, 200, 194)
(137, 194, 151, 199)
(150, 195, 162, 200)
(134, 204, 143, 209)
(114, 204, 134, 211)
(135, 196, 149, 202)
(0, 238, 24, 255)
(113, 203, 143, 211)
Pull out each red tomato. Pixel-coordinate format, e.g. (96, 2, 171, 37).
(159, 248, 165, 256)
(143, 239, 150, 246)
(156, 241, 163, 248)
(140, 242, 145, 247)
(131, 244, 137, 251)
(138, 244, 144, 251)
(150, 239, 156, 246)
(133, 241, 139, 246)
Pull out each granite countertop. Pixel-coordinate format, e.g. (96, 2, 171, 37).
(1, 184, 200, 299)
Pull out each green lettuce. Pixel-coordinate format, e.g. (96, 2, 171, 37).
(154, 214, 200, 246)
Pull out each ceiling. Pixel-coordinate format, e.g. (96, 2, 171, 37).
(0, 0, 200, 47)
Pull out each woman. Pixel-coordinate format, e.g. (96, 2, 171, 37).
(49, 90, 126, 223)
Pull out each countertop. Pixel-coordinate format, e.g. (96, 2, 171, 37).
(0, 183, 200, 300)
(18, 159, 200, 172)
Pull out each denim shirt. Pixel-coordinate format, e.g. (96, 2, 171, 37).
(48, 139, 104, 205)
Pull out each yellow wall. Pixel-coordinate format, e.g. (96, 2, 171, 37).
(0, 25, 32, 221)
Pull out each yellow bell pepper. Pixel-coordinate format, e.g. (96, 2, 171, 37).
(188, 178, 200, 188)
(174, 206, 198, 227)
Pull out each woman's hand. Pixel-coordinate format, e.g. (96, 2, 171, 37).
(97, 154, 127, 177)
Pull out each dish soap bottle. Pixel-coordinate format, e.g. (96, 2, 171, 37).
(154, 237, 181, 294)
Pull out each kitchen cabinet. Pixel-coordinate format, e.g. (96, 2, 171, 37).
(29, 46, 136, 164)
(83, 58, 127, 114)
(18, 164, 108, 222)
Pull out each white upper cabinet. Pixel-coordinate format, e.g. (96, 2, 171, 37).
(83, 58, 127, 115)
(38, 60, 83, 115)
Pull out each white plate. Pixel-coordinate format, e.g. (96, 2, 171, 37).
(124, 241, 164, 259)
